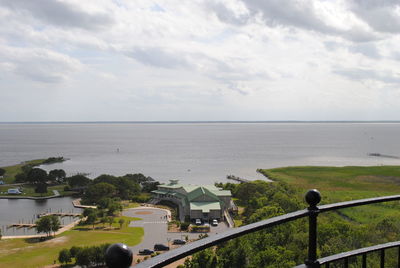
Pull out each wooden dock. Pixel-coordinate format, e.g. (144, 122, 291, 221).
(37, 212, 81, 218)
(227, 175, 250, 183)
(7, 223, 37, 229)
(7, 223, 66, 229)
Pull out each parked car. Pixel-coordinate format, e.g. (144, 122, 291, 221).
(211, 219, 218, 226)
(172, 239, 186, 245)
(154, 244, 170, 251)
(139, 249, 154, 255)
(195, 218, 202, 225)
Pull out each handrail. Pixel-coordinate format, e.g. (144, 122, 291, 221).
(105, 190, 400, 268)
(294, 241, 400, 268)
(318, 194, 400, 213)
(135, 210, 309, 268)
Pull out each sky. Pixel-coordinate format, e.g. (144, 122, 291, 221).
(0, 0, 400, 121)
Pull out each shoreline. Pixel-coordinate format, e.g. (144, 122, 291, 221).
(0, 190, 61, 200)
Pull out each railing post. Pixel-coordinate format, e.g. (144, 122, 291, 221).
(305, 189, 321, 268)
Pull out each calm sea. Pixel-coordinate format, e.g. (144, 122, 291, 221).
(1, 122, 400, 184)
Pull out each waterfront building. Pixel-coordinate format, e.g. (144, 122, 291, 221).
(151, 179, 234, 222)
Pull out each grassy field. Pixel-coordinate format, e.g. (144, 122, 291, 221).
(0, 216, 143, 268)
(0, 159, 46, 184)
(260, 165, 400, 223)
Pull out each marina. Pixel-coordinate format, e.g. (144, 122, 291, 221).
(0, 196, 83, 236)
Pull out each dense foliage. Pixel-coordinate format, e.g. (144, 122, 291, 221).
(185, 180, 400, 268)
(81, 173, 154, 205)
(58, 244, 110, 266)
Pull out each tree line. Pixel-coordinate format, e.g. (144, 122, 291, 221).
(58, 244, 110, 267)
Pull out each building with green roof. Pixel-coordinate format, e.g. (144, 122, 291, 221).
(151, 179, 234, 222)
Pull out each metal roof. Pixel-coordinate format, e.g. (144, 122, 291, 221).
(190, 202, 221, 212)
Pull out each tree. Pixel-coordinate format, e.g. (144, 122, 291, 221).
(49, 169, 66, 183)
(35, 183, 48, 195)
(83, 208, 97, 217)
(101, 217, 107, 227)
(27, 168, 48, 184)
(75, 247, 91, 267)
(36, 216, 53, 237)
(106, 216, 115, 228)
(15, 173, 27, 183)
(0, 168, 5, 177)
(69, 246, 81, 258)
(83, 182, 116, 204)
(86, 212, 98, 229)
(36, 215, 60, 237)
(50, 215, 61, 236)
(107, 201, 122, 216)
(66, 174, 91, 189)
(118, 218, 125, 229)
(58, 248, 71, 265)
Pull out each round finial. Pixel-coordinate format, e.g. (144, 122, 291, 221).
(305, 189, 321, 207)
(105, 243, 133, 268)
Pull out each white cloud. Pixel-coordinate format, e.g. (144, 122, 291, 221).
(0, 0, 399, 121)
(0, 0, 114, 30)
(0, 45, 82, 83)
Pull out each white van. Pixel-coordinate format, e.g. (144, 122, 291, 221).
(8, 188, 21, 194)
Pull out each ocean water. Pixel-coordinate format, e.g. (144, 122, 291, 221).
(1, 122, 400, 184)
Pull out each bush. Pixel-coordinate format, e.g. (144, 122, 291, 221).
(63, 185, 71, 191)
(131, 193, 151, 203)
(191, 225, 210, 232)
(58, 248, 71, 265)
(180, 222, 190, 231)
(15, 173, 27, 183)
(69, 246, 81, 257)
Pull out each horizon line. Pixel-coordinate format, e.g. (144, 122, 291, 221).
(1, 120, 400, 124)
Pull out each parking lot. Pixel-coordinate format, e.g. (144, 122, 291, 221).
(123, 207, 230, 255)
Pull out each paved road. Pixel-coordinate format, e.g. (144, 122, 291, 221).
(123, 207, 229, 254)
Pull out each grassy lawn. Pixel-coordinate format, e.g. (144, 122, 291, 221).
(260, 165, 400, 223)
(0, 216, 143, 268)
(121, 201, 141, 208)
(0, 159, 46, 184)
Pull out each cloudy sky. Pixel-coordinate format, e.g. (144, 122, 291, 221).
(0, 0, 399, 121)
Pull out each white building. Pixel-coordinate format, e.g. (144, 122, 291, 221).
(152, 180, 234, 222)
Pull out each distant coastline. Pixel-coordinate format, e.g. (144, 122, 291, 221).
(1, 120, 400, 124)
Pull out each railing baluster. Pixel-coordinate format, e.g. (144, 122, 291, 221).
(398, 246, 400, 268)
(344, 257, 348, 268)
(305, 190, 321, 268)
(325, 262, 329, 268)
(362, 253, 367, 268)
(381, 249, 385, 268)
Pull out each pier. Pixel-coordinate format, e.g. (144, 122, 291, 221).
(227, 175, 250, 183)
(7, 223, 37, 229)
(37, 212, 81, 218)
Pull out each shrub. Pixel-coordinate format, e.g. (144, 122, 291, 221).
(63, 185, 71, 191)
(180, 222, 190, 231)
(58, 248, 71, 265)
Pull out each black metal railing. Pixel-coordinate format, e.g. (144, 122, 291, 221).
(105, 189, 400, 268)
